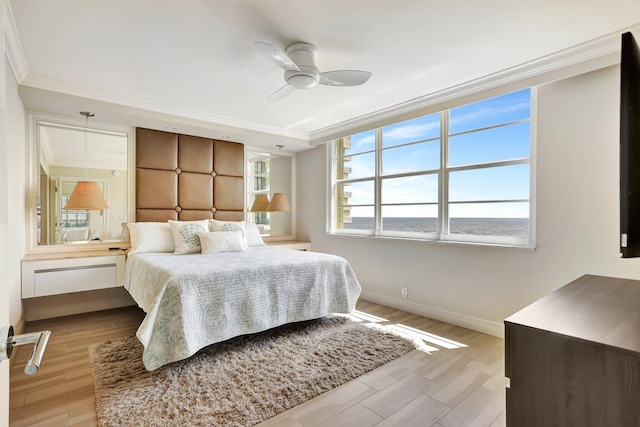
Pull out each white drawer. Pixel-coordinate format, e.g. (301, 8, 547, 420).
(33, 264, 117, 297)
(22, 251, 125, 298)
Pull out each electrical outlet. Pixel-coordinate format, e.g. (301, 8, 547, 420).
(401, 287, 408, 298)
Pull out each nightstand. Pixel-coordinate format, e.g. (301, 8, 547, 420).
(265, 240, 312, 251)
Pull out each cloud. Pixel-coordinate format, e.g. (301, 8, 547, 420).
(383, 120, 439, 143)
(382, 144, 438, 174)
(351, 132, 375, 150)
(450, 101, 529, 125)
(381, 175, 438, 203)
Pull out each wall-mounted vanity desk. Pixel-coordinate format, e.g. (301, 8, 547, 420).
(21, 250, 126, 299)
(21, 114, 136, 321)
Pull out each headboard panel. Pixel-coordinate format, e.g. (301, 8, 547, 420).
(135, 128, 244, 222)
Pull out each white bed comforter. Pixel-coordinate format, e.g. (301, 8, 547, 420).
(125, 246, 361, 370)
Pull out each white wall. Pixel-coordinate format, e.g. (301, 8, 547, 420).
(7, 58, 25, 330)
(296, 65, 640, 337)
(1, 3, 11, 422)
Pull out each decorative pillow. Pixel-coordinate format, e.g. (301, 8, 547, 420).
(209, 219, 248, 248)
(168, 219, 210, 254)
(198, 231, 248, 254)
(244, 222, 266, 247)
(209, 219, 245, 233)
(127, 222, 175, 255)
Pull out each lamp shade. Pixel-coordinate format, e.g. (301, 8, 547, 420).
(250, 194, 270, 212)
(267, 193, 291, 212)
(64, 181, 109, 210)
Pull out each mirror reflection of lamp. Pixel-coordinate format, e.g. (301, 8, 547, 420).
(64, 112, 109, 211)
(250, 194, 270, 212)
(250, 193, 290, 212)
(248, 145, 291, 213)
(267, 193, 291, 212)
(267, 144, 291, 212)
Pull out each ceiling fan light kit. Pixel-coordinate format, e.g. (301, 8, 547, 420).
(285, 43, 320, 89)
(287, 71, 319, 89)
(255, 41, 372, 101)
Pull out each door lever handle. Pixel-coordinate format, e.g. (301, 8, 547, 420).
(0, 325, 52, 375)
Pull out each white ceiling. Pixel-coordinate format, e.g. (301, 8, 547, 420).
(7, 0, 640, 152)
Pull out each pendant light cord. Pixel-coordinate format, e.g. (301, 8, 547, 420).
(80, 112, 94, 180)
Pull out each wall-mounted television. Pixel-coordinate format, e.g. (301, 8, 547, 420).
(620, 31, 640, 257)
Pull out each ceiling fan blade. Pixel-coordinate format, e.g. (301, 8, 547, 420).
(319, 70, 372, 86)
(254, 42, 300, 71)
(267, 84, 295, 102)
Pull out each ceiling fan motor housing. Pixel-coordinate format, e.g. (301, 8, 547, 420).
(284, 43, 319, 89)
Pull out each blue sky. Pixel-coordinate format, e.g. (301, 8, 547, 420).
(340, 89, 531, 218)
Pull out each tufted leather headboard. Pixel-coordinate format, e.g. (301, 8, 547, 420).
(135, 128, 244, 222)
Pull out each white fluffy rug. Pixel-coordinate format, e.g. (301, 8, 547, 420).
(89, 316, 418, 427)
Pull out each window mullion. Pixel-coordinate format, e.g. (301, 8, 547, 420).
(374, 127, 383, 235)
(440, 110, 449, 238)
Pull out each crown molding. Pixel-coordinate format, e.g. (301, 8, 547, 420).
(3, 0, 29, 82)
(309, 23, 640, 145)
(6, 11, 639, 147)
(4, 0, 308, 142)
(19, 73, 311, 142)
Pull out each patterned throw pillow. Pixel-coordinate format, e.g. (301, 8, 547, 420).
(168, 220, 210, 254)
(219, 223, 242, 233)
(209, 219, 248, 250)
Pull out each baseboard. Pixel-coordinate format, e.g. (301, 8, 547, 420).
(359, 290, 505, 338)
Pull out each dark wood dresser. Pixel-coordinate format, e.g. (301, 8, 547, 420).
(504, 274, 640, 426)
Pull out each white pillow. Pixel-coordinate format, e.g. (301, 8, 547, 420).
(198, 231, 248, 254)
(209, 219, 247, 246)
(244, 222, 265, 247)
(127, 222, 175, 255)
(64, 228, 89, 242)
(168, 219, 210, 254)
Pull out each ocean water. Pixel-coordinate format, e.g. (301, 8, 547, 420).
(343, 217, 529, 237)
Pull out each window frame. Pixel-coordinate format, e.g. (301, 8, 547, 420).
(328, 88, 537, 248)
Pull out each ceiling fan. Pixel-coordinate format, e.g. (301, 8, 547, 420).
(255, 41, 372, 101)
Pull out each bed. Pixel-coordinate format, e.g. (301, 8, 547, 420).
(125, 245, 361, 370)
(128, 128, 361, 370)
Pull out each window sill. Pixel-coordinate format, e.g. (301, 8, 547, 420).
(328, 231, 535, 250)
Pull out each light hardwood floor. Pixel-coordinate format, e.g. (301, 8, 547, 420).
(10, 300, 506, 427)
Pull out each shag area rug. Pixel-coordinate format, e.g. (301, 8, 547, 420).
(89, 316, 418, 427)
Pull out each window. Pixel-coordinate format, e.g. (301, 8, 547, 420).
(330, 88, 534, 247)
(60, 196, 90, 228)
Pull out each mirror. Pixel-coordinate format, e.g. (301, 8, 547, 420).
(246, 149, 293, 238)
(28, 114, 134, 253)
(51, 177, 109, 244)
